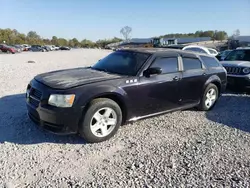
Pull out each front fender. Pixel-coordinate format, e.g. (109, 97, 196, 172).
(77, 84, 129, 108)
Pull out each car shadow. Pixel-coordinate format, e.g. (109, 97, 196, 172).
(0, 93, 86, 145)
(206, 92, 250, 133)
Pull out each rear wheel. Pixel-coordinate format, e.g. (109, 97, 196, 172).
(79, 98, 122, 143)
(197, 83, 218, 111)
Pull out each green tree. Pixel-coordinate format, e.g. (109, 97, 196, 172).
(57, 38, 68, 46)
(81, 39, 95, 48)
(51, 36, 58, 45)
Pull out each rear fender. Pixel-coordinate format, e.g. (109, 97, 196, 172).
(203, 75, 222, 93)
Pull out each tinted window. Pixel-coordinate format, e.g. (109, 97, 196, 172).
(200, 56, 220, 68)
(184, 47, 207, 54)
(92, 51, 151, 76)
(182, 58, 202, 70)
(224, 50, 250, 61)
(151, 57, 178, 74)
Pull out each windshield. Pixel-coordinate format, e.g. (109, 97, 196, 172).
(224, 49, 250, 61)
(220, 50, 231, 56)
(92, 51, 151, 76)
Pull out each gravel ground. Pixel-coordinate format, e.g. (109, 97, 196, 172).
(0, 49, 250, 188)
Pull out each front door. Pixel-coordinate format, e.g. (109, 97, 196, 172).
(136, 56, 182, 116)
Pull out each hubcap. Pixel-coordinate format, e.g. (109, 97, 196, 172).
(90, 107, 117, 137)
(205, 88, 217, 109)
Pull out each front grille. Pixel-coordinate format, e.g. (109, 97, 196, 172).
(224, 66, 243, 75)
(29, 97, 40, 107)
(31, 88, 42, 99)
(28, 87, 42, 108)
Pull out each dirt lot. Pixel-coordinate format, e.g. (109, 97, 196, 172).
(0, 49, 250, 187)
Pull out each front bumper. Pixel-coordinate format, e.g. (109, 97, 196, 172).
(27, 103, 82, 135)
(26, 80, 84, 135)
(227, 75, 250, 89)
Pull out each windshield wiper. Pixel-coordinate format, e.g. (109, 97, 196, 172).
(91, 67, 109, 73)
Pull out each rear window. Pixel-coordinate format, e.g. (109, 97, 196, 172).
(200, 56, 221, 68)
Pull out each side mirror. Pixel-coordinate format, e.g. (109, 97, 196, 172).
(143, 67, 162, 78)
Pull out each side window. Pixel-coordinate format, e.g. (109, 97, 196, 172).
(200, 56, 220, 68)
(151, 57, 178, 74)
(182, 57, 202, 71)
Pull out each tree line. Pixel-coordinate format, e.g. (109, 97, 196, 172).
(159, 30, 228, 41)
(0, 28, 230, 48)
(0, 28, 123, 48)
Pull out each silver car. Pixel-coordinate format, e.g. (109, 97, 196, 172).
(220, 47, 250, 89)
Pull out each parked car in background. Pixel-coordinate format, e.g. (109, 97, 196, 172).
(207, 48, 219, 56)
(0, 44, 17, 54)
(26, 48, 227, 143)
(10, 45, 23, 53)
(59, 46, 71, 50)
(50, 45, 57, 51)
(22, 44, 31, 51)
(44, 45, 52, 51)
(164, 44, 187, 50)
(54, 46, 60, 50)
(216, 50, 232, 61)
(29, 45, 47, 52)
(220, 48, 250, 90)
(183, 45, 218, 56)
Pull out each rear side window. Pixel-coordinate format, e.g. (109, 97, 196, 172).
(200, 56, 220, 68)
(182, 58, 202, 70)
(151, 57, 178, 74)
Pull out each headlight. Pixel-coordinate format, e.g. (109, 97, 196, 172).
(243, 67, 250, 74)
(48, 94, 75, 107)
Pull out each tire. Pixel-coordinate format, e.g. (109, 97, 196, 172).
(79, 98, 122, 143)
(197, 83, 219, 111)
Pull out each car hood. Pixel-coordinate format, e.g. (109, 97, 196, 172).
(220, 60, 250, 67)
(35, 67, 123, 89)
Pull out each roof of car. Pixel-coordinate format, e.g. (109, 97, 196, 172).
(117, 47, 214, 58)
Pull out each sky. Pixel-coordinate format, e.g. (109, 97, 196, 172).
(1, 0, 250, 41)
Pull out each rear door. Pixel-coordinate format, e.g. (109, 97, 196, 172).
(179, 55, 207, 105)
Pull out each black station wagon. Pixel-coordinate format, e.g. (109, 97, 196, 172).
(26, 48, 227, 143)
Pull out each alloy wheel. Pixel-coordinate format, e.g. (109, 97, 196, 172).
(205, 88, 217, 109)
(90, 107, 117, 137)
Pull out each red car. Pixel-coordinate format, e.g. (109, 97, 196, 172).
(0, 44, 17, 54)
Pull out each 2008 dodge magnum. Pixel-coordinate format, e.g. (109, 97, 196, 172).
(26, 48, 227, 143)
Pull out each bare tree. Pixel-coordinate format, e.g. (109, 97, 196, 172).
(120, 26, 132, 41)
(232, 29, 240, 39)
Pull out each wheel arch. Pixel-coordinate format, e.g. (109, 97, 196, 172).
(204, 75, 222, 95)
(80, 92, 128, 125)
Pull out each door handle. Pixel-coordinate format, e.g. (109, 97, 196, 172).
(173, 76, 179, 81)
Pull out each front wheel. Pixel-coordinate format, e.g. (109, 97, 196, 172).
(79, 98, 122, 143)
(197, 83, 219, 111)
